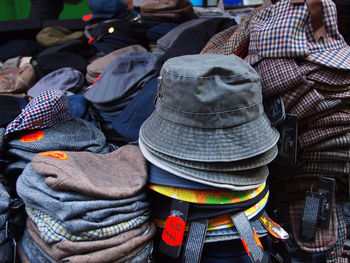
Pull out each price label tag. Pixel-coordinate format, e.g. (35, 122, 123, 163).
(162, 216, 186, 246)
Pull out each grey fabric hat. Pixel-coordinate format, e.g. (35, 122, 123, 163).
(86, 45, 147, 84)
(139, 138, 266, 190)
(84, 51, 159, 106)
(140, 54, 279, 162)
(27, 67, 85, 98)
(144, 138, 278, 171)
(7, 118, 109, 161)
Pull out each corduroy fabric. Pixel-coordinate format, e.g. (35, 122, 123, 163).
(31, 145, 147, 199)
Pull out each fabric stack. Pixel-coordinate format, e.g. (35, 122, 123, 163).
(138, 53, 280, 261)
(16, 145, 155, 263)
(201, 0, 350, 261)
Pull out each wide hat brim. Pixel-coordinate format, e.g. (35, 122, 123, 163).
(140, 111, 279, 162)
(144, 139, 278, 172)
(139, 138, 268, 190)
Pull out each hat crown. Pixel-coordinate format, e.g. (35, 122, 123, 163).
(156, 54, 263, 129)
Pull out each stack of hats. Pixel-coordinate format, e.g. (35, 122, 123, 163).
(139, 53, 280, 261)
(84, 51, 160, 146)
(140, 0, 194, 23)
(16, 145, 155, 263)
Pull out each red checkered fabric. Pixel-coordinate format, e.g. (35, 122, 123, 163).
(289, 89, 324, 119)
(298, 125, 350, 148)
(282, 80, 314, 110)
(309, 112, 350, 128)
(289, 199, 338, 253)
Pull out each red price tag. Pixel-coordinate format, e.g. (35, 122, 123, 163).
(162, 216, 185, 246)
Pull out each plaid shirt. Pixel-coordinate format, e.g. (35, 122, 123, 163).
(305, 132, 350, 151)
(26, 207, 150, 244)
(300, 161, 350, 175)
(5, 89, 72, 136)
(254, 58, 306, 98)
(325, 205, 347, 263)
(282, 80, 314, 110)
(249, 0, 350, 70)
(309, 112, 350, 128)
(220, 7, 264, 57)
(308, 67, 350, 85)
(289, 199, 338, 253)
(305, 99, 343, 118)
(298, 125, 350, 148)
(301, 150, 350, 162)
(289, 89, 324, 119)
(200, 25, 238, 55)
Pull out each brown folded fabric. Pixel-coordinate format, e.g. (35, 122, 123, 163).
(141, 4, 193, 19)
(141, 0, 190, 12)
(17, 242, 31, 263)
(36, 26, 85, 48)
(0, 63, 36, 95)
(27, 217, 152, 260)
(31, 145, 147, 199)
(61, 223, 156, 263)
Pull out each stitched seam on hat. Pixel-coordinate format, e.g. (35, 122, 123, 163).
(158, 100, 262, 115)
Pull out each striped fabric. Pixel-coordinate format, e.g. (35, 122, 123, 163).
(5, 89, 72, 136)
(249, 0, 350, 69)
(298, 125, 350, 148)
(26, 207, 150, 244)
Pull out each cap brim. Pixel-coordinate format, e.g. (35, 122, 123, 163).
(307, 46, 350, 70)
(139, 138, 268, 190)
(140, 112, 279, 162)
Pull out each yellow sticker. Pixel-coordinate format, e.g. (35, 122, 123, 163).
(39, 151, 69, 160)
(20, 131, 44, 143)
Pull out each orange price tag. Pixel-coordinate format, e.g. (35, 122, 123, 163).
(162, 216, 185, 246)
(20, 131, 44, 143)
(39, 151, 68, 160)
